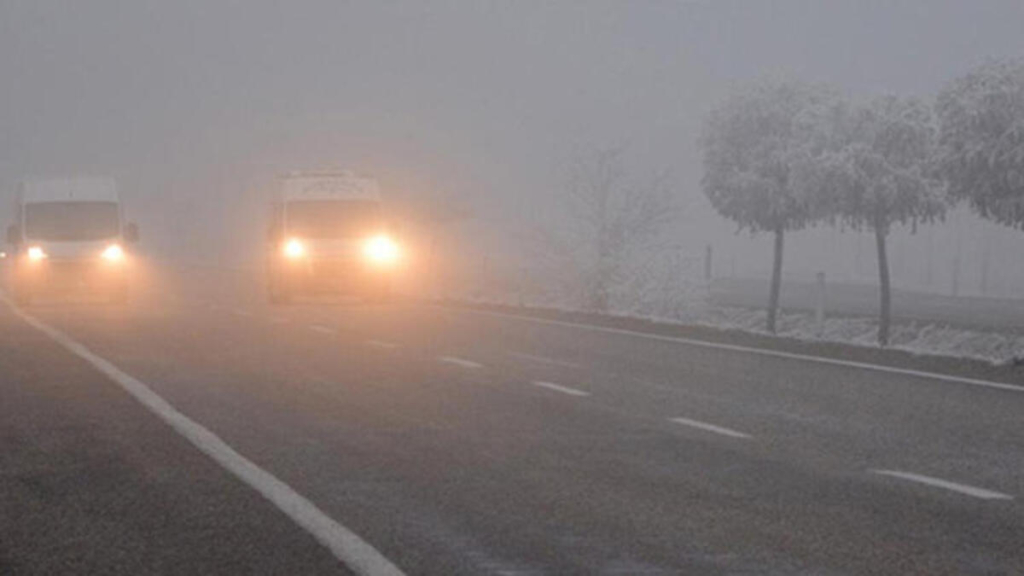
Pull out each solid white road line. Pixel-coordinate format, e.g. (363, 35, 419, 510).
(871, 470, 1013, 500)
(438, 356, 483, 370)
(309, 325, 337, 335)
(669, 417, 752, 439)
(3, 298, 406, 576)
(453, 308, 1024, 394)
(531, 381, 590, 397)
(508, 351, 582, 369)
(366, 340, 398, 349)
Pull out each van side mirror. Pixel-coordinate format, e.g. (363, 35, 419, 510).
(6, 225, 19, 245)
(124, 223, 139, 244)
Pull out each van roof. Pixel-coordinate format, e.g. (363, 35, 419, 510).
(278, 172, 380, 201)
(19, 177, 119, 203)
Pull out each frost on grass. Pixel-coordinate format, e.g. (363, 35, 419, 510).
(453, 270, 1024, 365)
(696, 306, 1024, 365)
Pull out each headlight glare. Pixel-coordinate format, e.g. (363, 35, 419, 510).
(363, 235, 400, 265)
(27, 246, 47, 261)
(283, 238, 306, 259)
(101, 244, 125, 262)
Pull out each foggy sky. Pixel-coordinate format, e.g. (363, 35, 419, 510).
(2, 0, 1023, 292)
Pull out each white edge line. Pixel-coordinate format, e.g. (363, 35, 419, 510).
(451, 307, 1024, 394)
(531, 381, 590, 397)
(437, 356, 483, 369)
(3, 297, 405, 576)
(669, 417, 752, 439)
(309, 325, 337, 335)
(871, 470, 1013, 500)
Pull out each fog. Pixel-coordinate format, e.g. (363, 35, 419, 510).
(3, 0, 1024, 300)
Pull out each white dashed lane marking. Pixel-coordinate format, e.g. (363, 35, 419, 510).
(309, 325, 337, 335)
(669, 417, 752, 439)
(438, 356, 483, 370)
(508, 351, 582, 369)
(531, 381, 590, 397)
(366, 340, 398, 349)
(871, 470, 1013, 500)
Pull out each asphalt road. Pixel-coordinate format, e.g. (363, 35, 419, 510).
(2, 266, 1023, 575)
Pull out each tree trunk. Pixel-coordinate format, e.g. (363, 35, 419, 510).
(766, 227, 784, 334)
(875, 224, 891, 346)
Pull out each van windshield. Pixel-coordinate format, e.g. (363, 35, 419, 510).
(24, 201, 120, 241)
(285, 200, 382, 239)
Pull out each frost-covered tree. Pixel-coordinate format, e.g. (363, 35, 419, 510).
(530, 149, 676, 312)
(936, 59, 1024, 229)
(564, 149, 676, 312)
(809, 96, 945, 345)
(701, 81, 836, 333)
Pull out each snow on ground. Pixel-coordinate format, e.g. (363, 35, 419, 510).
(688, 306, 1024, 365)
(455, 285, 1024, 366)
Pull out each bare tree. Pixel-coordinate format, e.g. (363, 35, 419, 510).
(701, 81, 836, 332)
(558, 148, 677, 313)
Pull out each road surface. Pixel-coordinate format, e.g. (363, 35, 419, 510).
(2, 267, 1022, 575)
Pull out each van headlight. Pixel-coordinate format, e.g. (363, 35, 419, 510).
(27, 246, 47, 261)
(101, 244, 125, 262)
(283, 238, 306, 259)
(362, 235, 400, 266)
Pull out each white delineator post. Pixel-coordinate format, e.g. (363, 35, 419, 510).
(704, 244, 713, 297)
(815, 271, 826, 338)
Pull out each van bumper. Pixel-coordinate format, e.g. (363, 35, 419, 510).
(14, 258, 129, 294)
(270, 256, 393, 295)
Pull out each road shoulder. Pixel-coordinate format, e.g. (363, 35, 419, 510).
(438, 299, 1024, 390)
(0, 306, 351, 576)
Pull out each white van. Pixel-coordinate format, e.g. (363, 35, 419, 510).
(6, 177, 138, 304)
(266, 171, 400, 304)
